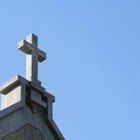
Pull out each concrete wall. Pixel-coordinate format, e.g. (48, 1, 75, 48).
(1, 86, 21, 110)
(1, 124, 45, 140)
(0, 76, 64, 140)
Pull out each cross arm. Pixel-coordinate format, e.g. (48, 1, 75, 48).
(18, 40, 32, 54)
(18, 40, 46, 62)
(37, 49, 46, 62)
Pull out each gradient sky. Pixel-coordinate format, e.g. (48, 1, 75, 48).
(0, 0, 140, 140)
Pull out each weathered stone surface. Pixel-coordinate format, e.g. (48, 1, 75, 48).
(0, 103, 58, 140)
(1, 124, 45, 140)
(0, 76, 64, 140)
(0, 75, 25, 111)
(1, 86, 21, 110)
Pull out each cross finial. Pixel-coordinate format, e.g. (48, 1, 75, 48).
(18, 33, 46, 84)
(26, 33, 38, 47)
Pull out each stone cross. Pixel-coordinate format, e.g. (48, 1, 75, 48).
(18, 34, 46, 84)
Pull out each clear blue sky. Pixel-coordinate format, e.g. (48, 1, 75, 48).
(0, 0, 140, 140)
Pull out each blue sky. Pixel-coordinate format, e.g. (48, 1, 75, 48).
(0, 0, 140, 139)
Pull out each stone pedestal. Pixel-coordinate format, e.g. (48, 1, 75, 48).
(0, 75, 64, 140)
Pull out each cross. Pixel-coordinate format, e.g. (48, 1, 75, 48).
(18, 33, 46, 84)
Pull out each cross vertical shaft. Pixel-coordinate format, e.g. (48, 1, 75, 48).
(26, 34, 38, 82)
(26, 50, 38, 82)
